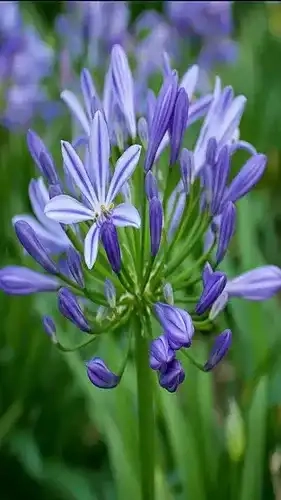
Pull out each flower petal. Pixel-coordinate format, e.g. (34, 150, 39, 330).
(45, 195, 94, 224)
(61, 140, 97, 206)
(84, 224, 100, 269)
(80, 68, 97, 120)
(61, 90, 90, 135)
(106, 145, 141, 204)
(112, 203, 141, 228)
(180, 64, 199, 99)
(12, 214, 68, 254)
(89, 110, 110, 204)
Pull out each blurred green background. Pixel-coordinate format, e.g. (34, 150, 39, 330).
(2, 2, 281, 499)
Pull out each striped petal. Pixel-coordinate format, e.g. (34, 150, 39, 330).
(45, 195, 94, 224)
(89, 110, 110, 204)
(84, 224, 100, 269)
(61, 140, 97, 206)
(112, 203, 141, 228)
(106, 145, 141, 204)
(80, 68, 97, 120)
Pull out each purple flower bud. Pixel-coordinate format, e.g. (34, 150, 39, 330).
(196, 263, 227, 315)
(226, 265, 281, 300)
(159, 359, 185, 393)
(42, 315, 57, 342)
(49, 183, 63, 199)
(180, 148, 193, 193)
(204, 329, 232, 371)
(58, 288, 91, 332)
(14, 221, 57, 274)
(145, 171, 159, 200)
(150, 334, 175, 371)
(211, 145, 230, 215)
(147, 89, 156, 130)
(155, 302, 194, 350)
(163, 283, 174, 305)
(170, 87, 189, 166)
(111, 44, 136, 139)
(137, 117, 148, 150)
(80, 68, 97, 120)
(100, 221, 121, 274)
(0, 266, 60, 295)
(27, 129, 57, 183)
(149, 197, 163, 257)
(216, 201, 236, 264)
(145, 72, 178, 172)
(104, 278, 116, 308)
(227, 154, 267, 203)
(66, 247, 84, 288)
(96, 305, 109, 323)
(206, 137, 217, 166)
(86, 357, 120, 389)
(39, 151, 59, 185)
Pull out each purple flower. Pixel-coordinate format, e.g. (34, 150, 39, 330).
(104, 278, 116, 308)
(45, 110, 141, 269)
(14, 220, 57, 274)
(155, 302, 194, 350)
(204, 329, 232, 371)
(216, 201, 236, 264)
(226, 154, 267, 203)
(226, 266, 281, 300)
(12, 178, 70, 255)
(100, 221, 121, 273)
(150, 334, 175, 371)
(149, 197, 163, 257)
(196, 263, 227, 315)
(110, 44, 136, 139)
(0, 266, 59, 295)
(159, 359, 185, 393)
(66, 247, 84, 288)
(58, 288, 90, 332)
(169, 87, 189, 166)
(86, 357, 120, 389)
(145, 72, 178, 172)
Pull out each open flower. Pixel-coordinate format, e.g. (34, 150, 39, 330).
(45, 110, 141, 269)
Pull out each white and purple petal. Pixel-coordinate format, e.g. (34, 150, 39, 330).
(106, 144, 141, 204)
(45, 194, 94, 224)
(112, 203, 141, 228)
(60, 89, 90, 135)
(84, 223, 101, 269)
(89, 110, 110, 204)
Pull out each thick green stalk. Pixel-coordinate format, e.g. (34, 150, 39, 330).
(135, 317, 155, 500)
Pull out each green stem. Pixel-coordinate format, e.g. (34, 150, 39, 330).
(135, 317, 155, 500)
(180, 349, 205, 371)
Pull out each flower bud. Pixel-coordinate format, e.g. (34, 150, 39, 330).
(138, 117, 148, 150)
(96, 305, 109, 323)
(159, 359, 185, 393)
(150, 335, 175, 372)
(27, 129, 58, 184)
(225, 399, 245, 462)
(149, 197, 163, 257)
(42, 315, 57, 343)
(180, 148, 193, 193)
(58, 288, 91, 332)
(14, 221, 57, 274)
(66, 247, 84, 288)
(155, 302, 194, 350)
(204, 329, 232, 371)
(169, 87, 189, 166)
(163, 283, 174, 305)
(195, 263, 227, 315)
(145, 72, 178, 172)
(101, 221, 121, 274)
(227, 154, 267, 203)
(0, 266, 59, 295)
(145, 171, 159, 200)
(104, 279, 116, 308)
(49, 183, 63, 199)
(211, 145, 230, 215)
(216, 201, 236, 264)
(86, 357, 120, 389)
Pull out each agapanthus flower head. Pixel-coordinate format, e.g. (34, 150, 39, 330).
(0, 43, 277, 395)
